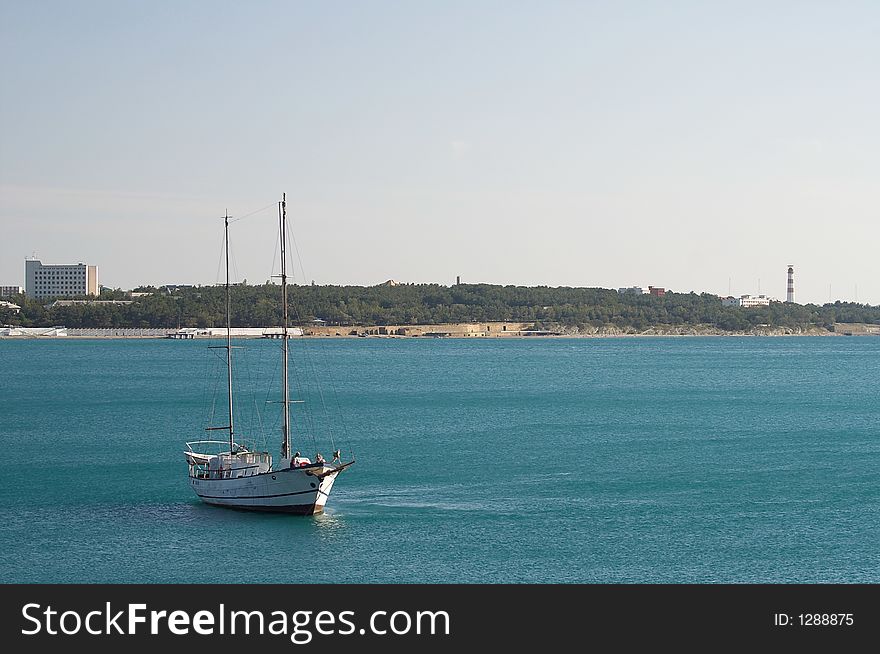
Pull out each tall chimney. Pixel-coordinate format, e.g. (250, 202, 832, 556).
(456, 276, 460, 285)
(786, 265, 795, 303)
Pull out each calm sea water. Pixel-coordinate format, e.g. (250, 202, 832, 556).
(1, 336, 878, 583)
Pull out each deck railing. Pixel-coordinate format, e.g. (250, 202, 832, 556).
(188, 462, 264, 480)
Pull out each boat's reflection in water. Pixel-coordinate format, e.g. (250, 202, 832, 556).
(311, 511, 346, 539)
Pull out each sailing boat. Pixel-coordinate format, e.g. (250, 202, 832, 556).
(183, 194, 354, 514)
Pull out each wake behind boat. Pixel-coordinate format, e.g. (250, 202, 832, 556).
(184, 194, 353, 515)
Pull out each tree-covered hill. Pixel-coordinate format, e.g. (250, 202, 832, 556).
(2, 284, 879, 331)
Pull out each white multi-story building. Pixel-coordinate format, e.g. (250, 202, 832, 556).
(741, 294, 772, 307)
(0, 285, 23, 298)
(25, 259, 98, 299)
(722, 294, 772, 308)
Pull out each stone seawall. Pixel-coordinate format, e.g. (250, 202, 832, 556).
(303, 322, 533, 337)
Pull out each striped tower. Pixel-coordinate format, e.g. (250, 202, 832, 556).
(786, 265, 795, 303)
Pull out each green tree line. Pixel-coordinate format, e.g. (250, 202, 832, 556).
(2, 284, 879, 331)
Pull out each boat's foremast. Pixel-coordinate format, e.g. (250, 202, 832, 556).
(280, 194, 291, 462)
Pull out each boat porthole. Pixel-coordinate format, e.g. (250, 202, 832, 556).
(310, 482, 316, 488)
(272, 476, 276, 480)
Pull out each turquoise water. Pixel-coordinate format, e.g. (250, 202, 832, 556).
(1, 337, 878, 583)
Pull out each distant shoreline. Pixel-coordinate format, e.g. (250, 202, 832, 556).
(0, 334, 864, 340)
(3, 321, 874, 340)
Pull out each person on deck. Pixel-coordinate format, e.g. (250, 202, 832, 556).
(291, 451, 311, 467)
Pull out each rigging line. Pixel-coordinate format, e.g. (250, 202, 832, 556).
(235, 340, 253, 445)
(201, 339, 213, 429)
(237, 337, 251, 441)
(251, 337, 267, 448)
(264, 339, 282, 438)
(294, 342, 319, 452)
(298, 296, 351, 442)
(283, 213, 337, 454)
(287, 218, 308, 290)
(284, 210, 298, 286)
(299, 334, 337, 452)
(302, 364, 321, 450)
(316, 335, 351, 444)
(285, 217, 340, 450)
(228, 203, 276, 224)
(206, 347, 221, 428)
(245, 343, 263, 448)
(288, 299, 330, 452)
(230, 245, 241, 288)
(284, 217, 334, 444)
(268, 220, 280, 287)
(280, 217, 312, 448)
(207, 351, 224, 431)
(288, 337, 317, 450)
(251, 346, 266, 449)
(245, 340, 257, 445)
(214, 230, 226, 286)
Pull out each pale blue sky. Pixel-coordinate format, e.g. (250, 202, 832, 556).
(2, 1, 878, 304)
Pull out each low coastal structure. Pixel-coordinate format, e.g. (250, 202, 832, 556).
(1, 327, 308, 338)
(833, 323, 880, 336)
(0, 326, 67, 337)
(308, 321, 531, 338)
(722, 294, 773, 307)
(165, 327, 306, 338)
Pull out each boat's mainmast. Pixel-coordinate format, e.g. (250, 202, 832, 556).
(280, 194, 291, 461)
(225, 211, 235, 452)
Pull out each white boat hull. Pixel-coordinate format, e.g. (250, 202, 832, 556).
(190, 466, 342, 515)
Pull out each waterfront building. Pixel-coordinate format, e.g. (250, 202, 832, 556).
(0, 285, 23, 298)
(24, 259, 98, 299)
(618, 286, 648, 295)
(47, 299, 132, 307)
(722, 294, 772, 308)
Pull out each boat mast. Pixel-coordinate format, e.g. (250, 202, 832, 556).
(225, 211, 235, 452)
(280, 194, 291, 461)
